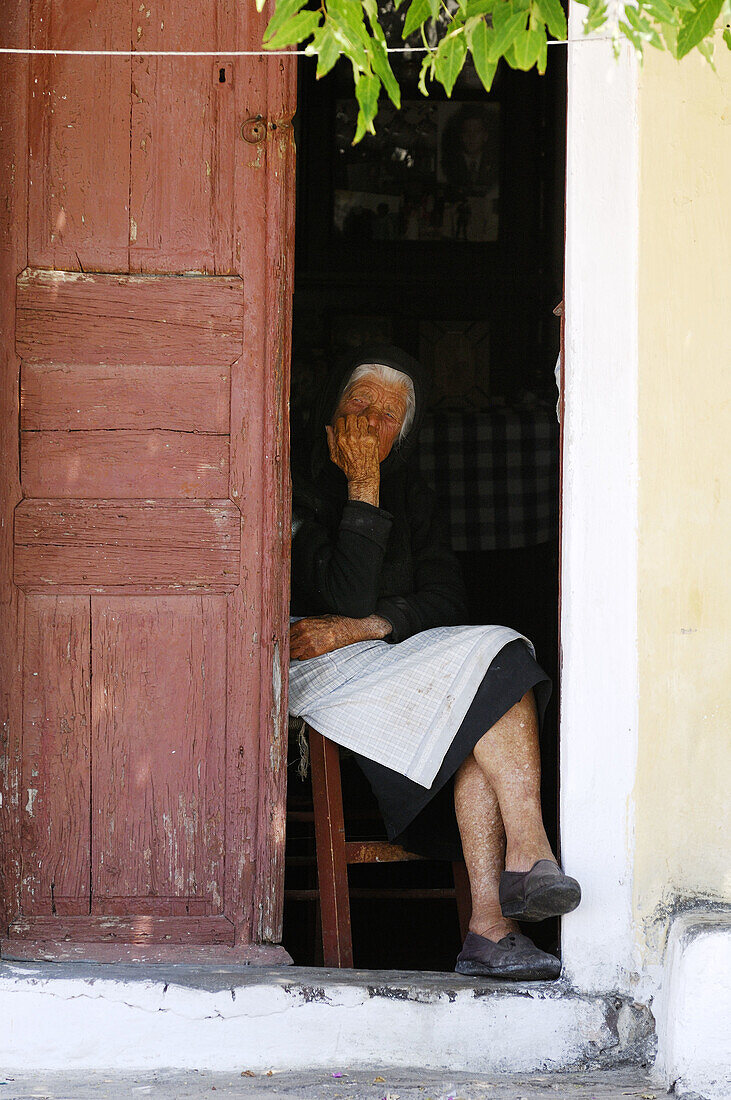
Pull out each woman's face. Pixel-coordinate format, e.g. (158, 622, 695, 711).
(334, 375, 408, 462)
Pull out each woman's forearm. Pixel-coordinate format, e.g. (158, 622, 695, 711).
(347, 476, 380, 507)
(357, 613, 392, 641)
(289, 612, 392, 660)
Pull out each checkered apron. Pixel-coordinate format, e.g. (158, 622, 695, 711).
(289, 624, 531, 788)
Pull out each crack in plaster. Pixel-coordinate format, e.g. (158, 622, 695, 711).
(0, 983, 371, 1021)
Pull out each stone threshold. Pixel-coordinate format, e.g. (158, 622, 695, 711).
(0, 1066, 660, 1100)
(0, 960, 654, 1074)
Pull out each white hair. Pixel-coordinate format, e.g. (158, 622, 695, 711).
(339, 362, 416, 443)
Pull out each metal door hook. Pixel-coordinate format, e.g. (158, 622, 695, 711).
(241, 116, 267, 144)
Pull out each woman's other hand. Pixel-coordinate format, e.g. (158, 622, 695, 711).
(290, 613, 391, 660)
(326, 415, 380, 505)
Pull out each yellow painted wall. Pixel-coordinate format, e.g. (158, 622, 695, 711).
(635, 43, 731, 953)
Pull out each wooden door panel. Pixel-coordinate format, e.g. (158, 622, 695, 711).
(129, 2, 238, 275)
(28, 0, 131, 273)
(16, 269, 245, 365)
(21, 363, 231, 432)
(130, 56, 236, 274)
(17, 269, 241, 498)
(20, 595, 91, 915)
(9, 915, 234, 944)
(14, 500, 241, 592)
(21, 429, 230, 498)
(91, 596, 227, 912)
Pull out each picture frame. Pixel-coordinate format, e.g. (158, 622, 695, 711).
(333, 100, 501, 243)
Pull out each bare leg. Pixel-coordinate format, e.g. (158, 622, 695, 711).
(472, 689, 555, 873)
(454, 690, 556, 943)
(453, 754, 518, 942)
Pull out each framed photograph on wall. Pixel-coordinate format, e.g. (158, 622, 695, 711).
(333, 99, 501, 243)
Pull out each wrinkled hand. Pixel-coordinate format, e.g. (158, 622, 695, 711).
(326, 415, 380, 487)
(290, 614, 390, 661)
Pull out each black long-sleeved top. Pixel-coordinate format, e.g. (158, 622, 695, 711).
(291, 481, 466, 642)
(291, 342, 467, 645)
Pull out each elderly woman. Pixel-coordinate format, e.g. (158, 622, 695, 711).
(289, 346, 580, 980)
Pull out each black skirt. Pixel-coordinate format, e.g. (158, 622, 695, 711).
(351, 639, 551, 861)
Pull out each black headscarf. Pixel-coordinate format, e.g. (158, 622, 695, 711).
(297, 344, 430, 491)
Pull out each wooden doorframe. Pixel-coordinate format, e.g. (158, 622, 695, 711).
(0, 1, 28, 938)
(249, 55, 297, 944)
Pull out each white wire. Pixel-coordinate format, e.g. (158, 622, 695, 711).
(0, 47, 302, 56)
(0, 38, 611, 57)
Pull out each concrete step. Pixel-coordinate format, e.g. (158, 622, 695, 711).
(1, 961, 653, 1075)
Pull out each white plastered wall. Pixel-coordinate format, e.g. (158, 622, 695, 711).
(560, 16, 640, 994)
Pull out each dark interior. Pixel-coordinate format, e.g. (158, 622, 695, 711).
(284, 43, 567, 971)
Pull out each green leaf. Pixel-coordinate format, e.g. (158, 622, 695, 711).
(724, 23, 731, 48)
(511, 24, 545, 67)
(363, 0, 402, 105)
(328, 0, 371, 47)
(466, 0, 500, 13)
(489, 5, 529, 60)
(536, 21, 548, 68)
(580, 0, 609, 34)
(625, 5, 656, 34)
(362, 0, 386, 39)
(502, 41, 518, 65)
(677, 0, 723, 56)
(660, 19, 679, 50)
(434, 30, 468, 94)
(326, 0, 372, 68)
(468, 17, 499, 88)
(263, 0, 308, 43)
(306, 25, 342, 78)
(354, 71, 380, 143)
(264, 9, 321, 49)
(418, 51, 436, 95)
(644, 0, 680, 23)
(536, 0, 568, 38)
(327, 27, 369, 68)
(696, 32, 716, 62)
(617, 19, 641, 47)
(625, 5, 664, 45)
(371, 40, 402, 105)
(450, 6, 467, 30)
(404, 0, 438, 38)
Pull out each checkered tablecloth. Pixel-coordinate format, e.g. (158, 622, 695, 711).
(414, 408, 559, 552)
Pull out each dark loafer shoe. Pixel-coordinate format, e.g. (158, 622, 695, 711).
(499, 859, 582, 922)
(455, 930, 561, 981)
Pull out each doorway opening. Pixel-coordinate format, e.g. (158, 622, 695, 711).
(284, 43, 567, 971)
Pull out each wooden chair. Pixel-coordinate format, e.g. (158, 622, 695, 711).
(305, 722, 472, 968)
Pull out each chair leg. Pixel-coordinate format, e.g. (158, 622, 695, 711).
(309, 727, 354, 968)
(452, 860, 472, 942)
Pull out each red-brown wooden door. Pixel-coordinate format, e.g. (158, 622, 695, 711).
(0, 1, 295, 962)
